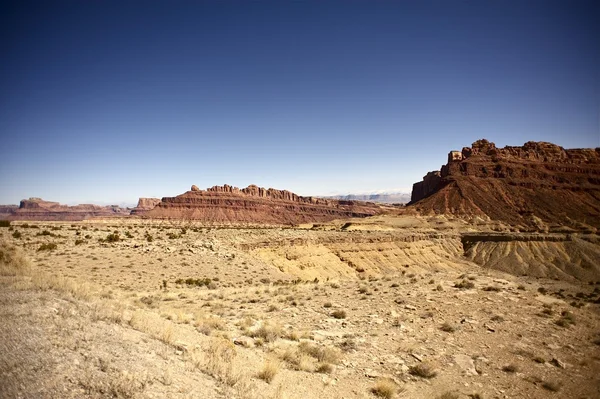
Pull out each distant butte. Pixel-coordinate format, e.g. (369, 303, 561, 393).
(140, 184, 383, 225)
(409, 139, 600, 229)
(4, 198, 129, 221)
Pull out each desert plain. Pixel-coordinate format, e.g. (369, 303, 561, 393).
(1, 140, 600, 399)
(1, 213, 600, 399)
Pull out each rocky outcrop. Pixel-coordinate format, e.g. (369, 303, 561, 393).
(324, 193, 411, 204)
(130, 198, 161, 215)
(7, 198, 129, 221)
(143, 184, 383, 225)
(0, 205, 18, 219)
(409, 140, 600, 229)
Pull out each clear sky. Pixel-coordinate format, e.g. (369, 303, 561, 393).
(1, 1, 598, 205)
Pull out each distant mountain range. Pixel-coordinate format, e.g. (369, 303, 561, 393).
(322, 192, 411, 204)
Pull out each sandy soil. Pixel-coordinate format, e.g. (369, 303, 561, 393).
(1, 216, 599, 398)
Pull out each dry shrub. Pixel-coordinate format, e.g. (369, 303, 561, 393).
(438, 392, 459, 399)
(409, 362, 437, 378)
(257, 359, 280, 383)
(108, 370, 149, 398)
(315, 362, 333, 374)
(298, 342, 341, 364)
(206, 338, 237, 383)
(331, 309, 347, 319)
(371, 377, 398, 398)
(0, 242, 30, 276)
(248, 322, 282, 342)
(196, 316, 226, 335)
(440, 322, 456, 333)
(281, 347, 313, 371)
(541, 380, 562, 392)
(502, 364, 518, 373)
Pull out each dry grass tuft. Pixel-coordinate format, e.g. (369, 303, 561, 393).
(371, 377, 398, 398)
(247, 322, 283, 343)
(409, 362, 437, 379)
(257, 359, 280, 383)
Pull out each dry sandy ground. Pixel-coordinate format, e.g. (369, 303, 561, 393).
(1, 216, 600, 399)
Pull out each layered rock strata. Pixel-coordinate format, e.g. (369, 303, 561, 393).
(6, 198, 129, 221)
(410, 140, 600, 229)
(130, 198, 161, 215)
(143, 184, 383, 225)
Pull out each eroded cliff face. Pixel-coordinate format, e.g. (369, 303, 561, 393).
(7, 198, 129, 221)
(130, 198, 161, 215)
(410, 140, 600, 229)
(143, 184, 383, 225)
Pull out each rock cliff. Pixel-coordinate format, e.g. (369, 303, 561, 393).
(410, 140, 600, 229)
(143, 184, 383, 225)
(6, 198, 129, 221)
(130, 198, 161, 215)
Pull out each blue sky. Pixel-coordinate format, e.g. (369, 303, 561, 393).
(1, 1, 598, 205)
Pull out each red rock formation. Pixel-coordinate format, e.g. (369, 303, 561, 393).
(410, 140, 600, 229)
(7, 198, 129, 221)
(143, 185, 383, 225)
(0, 205, 18, 219)
(130, 198, 161, 215)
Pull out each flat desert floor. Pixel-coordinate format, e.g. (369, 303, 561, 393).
(1, 216, 599, 399)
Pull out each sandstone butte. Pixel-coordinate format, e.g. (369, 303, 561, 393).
(130, 197, 161, 215)
(410, 139, 600, 229)
(5, 198, 129, 221)
(139, 184, 383, 225)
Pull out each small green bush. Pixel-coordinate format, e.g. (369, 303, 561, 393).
(0, 220, 10, 227)
(12, 231, 22, 239)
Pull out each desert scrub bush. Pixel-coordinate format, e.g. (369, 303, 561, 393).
(196, 316, 226, 335)
(0, 220, 10, 227)
(280, 347, 313, 371)
(101, 231, 120, 243)
(37, 230, 55, 237)
(75, 239, 85, 245)
(298, 342, 341, 364)
(323, 301, 332, 308)
(437, 392, 459, 399)
(257, 359, 280, 383)
(338, 338, 357, 352)
(482, 286, 501, 292)
(408, 362, 437, 379)
(12, 230, 22, 239)
(0, 243, 30, 276)
(331, 309, 347, 319)
(440, 322, 457, 333)
(38, 242, 57, 251)
(176, 277, 213, 288)
(247, 322, 283, 343)
(315, 362, 333, 374)
(555, 311, 576, 327)
(371, 377, 398, 398)
(454, 280, 475, 289)
(541, 380, 562, 392)
(502, 364, 518, 373)
(205, 338, 238, 384)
